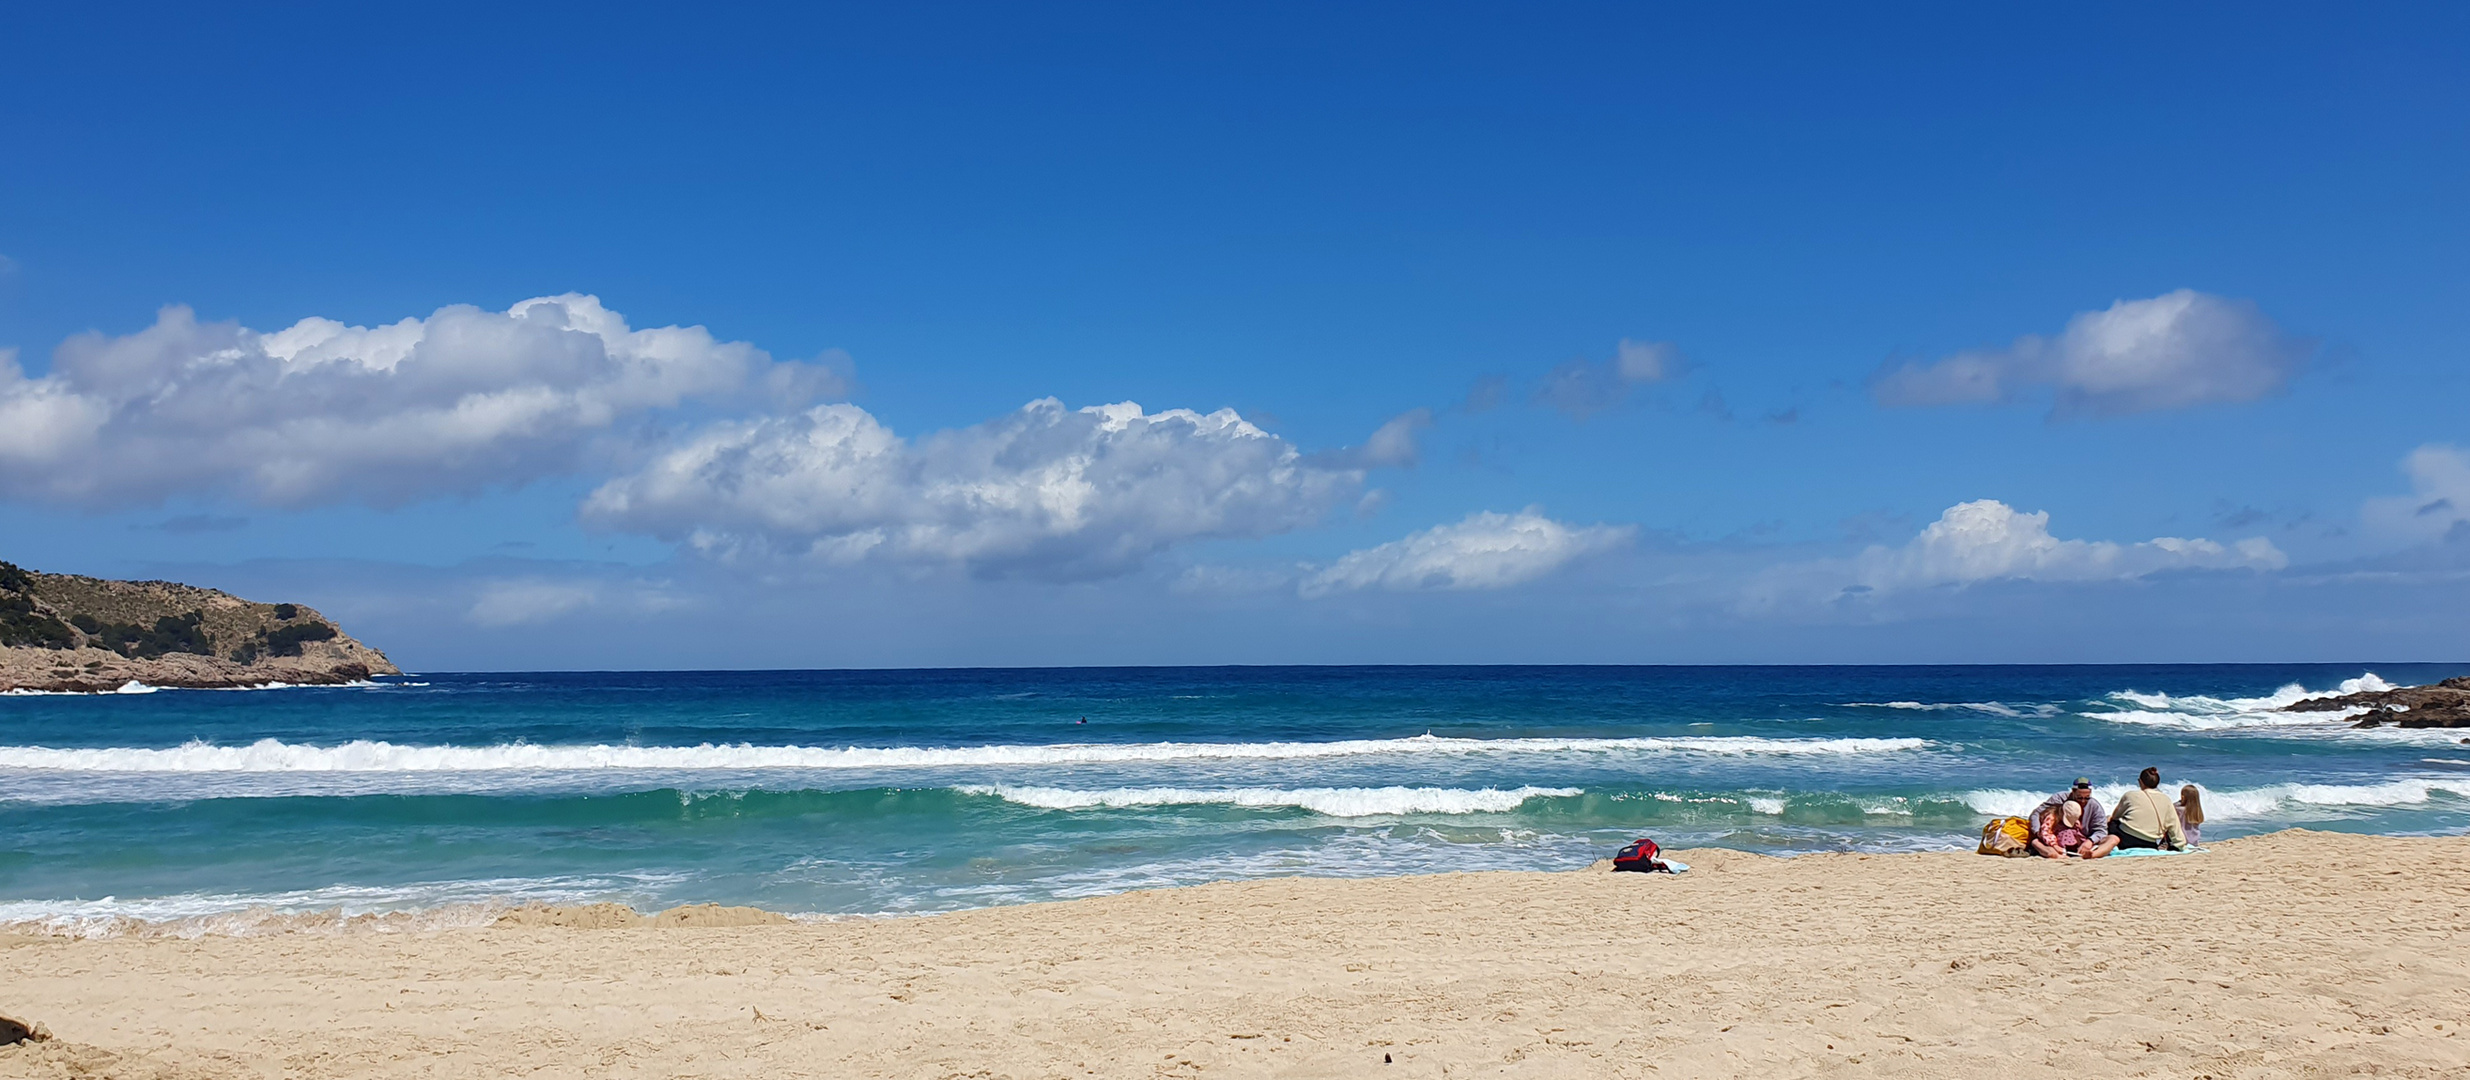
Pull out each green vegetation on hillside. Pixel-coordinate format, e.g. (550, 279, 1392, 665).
(70, 611, 217, 660)
(1, 593, 77, 649)
(0, 560, 77, 649)
(235, 619, 338, 663)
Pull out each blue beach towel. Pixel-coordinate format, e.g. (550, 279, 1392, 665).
(2109, 846, 2209, 858)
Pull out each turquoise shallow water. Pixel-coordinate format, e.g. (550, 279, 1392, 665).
(4, 664, 2467, 923)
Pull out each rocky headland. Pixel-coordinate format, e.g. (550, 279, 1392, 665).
(2285, 676, 2470, 728)
(0, 560, 398, 693)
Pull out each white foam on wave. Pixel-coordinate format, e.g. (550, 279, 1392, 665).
(958, 783, 1581, 816)
(3, 680, 159, 697)
(1964, 776, 2470, 820)
(1843, 701, 2054, 718)
(0, 733, 1931, 774)
(0, 872, 693, 938)
(1, 678, 397, 698)
(2085, 673, 2392, 731)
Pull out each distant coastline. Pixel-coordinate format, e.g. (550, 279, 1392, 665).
(0, 561, 397, 694)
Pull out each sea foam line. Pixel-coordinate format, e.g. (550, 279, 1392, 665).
(0, 733, 1931, 773)
(0, 872, 698, 938)
(1841, 701, 2055, 718)
(958, 783, 1581, 816)
(1, 679, 396, 697)
(1963, 777, 2470, 820)
(2, 680, 159, 697)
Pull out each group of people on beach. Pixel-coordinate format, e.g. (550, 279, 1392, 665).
(2029, 767, 2203, 858)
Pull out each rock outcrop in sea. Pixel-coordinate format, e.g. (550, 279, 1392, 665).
(0, 560, 398, 693)
(2285, 677, 2470, 728)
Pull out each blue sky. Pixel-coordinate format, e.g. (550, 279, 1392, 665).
(2, 3, 2465, 668)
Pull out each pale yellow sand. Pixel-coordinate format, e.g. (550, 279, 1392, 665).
(5, 829, 2468, 1079)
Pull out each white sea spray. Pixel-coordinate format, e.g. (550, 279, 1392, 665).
(0, 733, 1931, 773)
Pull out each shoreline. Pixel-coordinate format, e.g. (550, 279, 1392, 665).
(0, 824, 2461, 939)
(0, 662, 385, 695)
(6, 829, 2468, 1077)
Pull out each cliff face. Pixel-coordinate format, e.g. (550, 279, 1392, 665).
(0, 561, 399, 693)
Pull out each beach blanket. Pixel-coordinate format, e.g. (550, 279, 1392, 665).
(2109, 846, 2209, 858)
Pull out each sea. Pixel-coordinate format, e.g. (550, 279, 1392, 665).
(5, 664, 2468, 931)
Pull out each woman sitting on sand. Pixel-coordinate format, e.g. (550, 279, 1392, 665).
(2109, 767, 2190, 851)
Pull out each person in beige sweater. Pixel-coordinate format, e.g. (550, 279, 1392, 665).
(2110, 767, 2189, 851)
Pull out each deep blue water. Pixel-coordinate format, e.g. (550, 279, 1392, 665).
(5, 664, 2467, 925)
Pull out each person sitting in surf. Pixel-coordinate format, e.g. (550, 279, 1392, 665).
(2030, 778, 2118, 860)
(2109, 767, 2190, 851)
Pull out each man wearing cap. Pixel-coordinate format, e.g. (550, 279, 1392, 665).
(2033, 778, 2118, 859)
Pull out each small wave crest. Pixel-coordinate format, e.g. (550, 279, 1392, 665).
(1841, 701, 2055, 718)
(1964, 776, 2470, 820)
(959, 783, 1581, 816)
(0, 733, 1931, 774)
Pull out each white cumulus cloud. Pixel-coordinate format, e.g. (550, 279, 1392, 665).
(584, 398, 1364, 580)
(1300, 509, 1634, 597)
(1849, 499, 2286, 593)
(0, 295, 842, 507)
(1872, 290, 2308, 416)
(2362, 444, 2470, 541)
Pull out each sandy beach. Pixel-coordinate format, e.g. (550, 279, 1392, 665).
(4, 828, 2466, 1079)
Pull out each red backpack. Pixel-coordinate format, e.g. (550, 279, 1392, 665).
(1612, 837, 1667, 873)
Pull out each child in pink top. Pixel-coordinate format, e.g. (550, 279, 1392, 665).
(2052, 799, 2087, 851)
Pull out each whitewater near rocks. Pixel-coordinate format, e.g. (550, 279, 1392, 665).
(1, 664, 2465, 923)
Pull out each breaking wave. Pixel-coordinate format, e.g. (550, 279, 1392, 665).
(1841, 701, 2058, 718)
(1964, 776, 2470, 820)
(0, 733, 1931, 773)
(2084, 673, 2393, 730)
(960, 784, 1581, 816)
